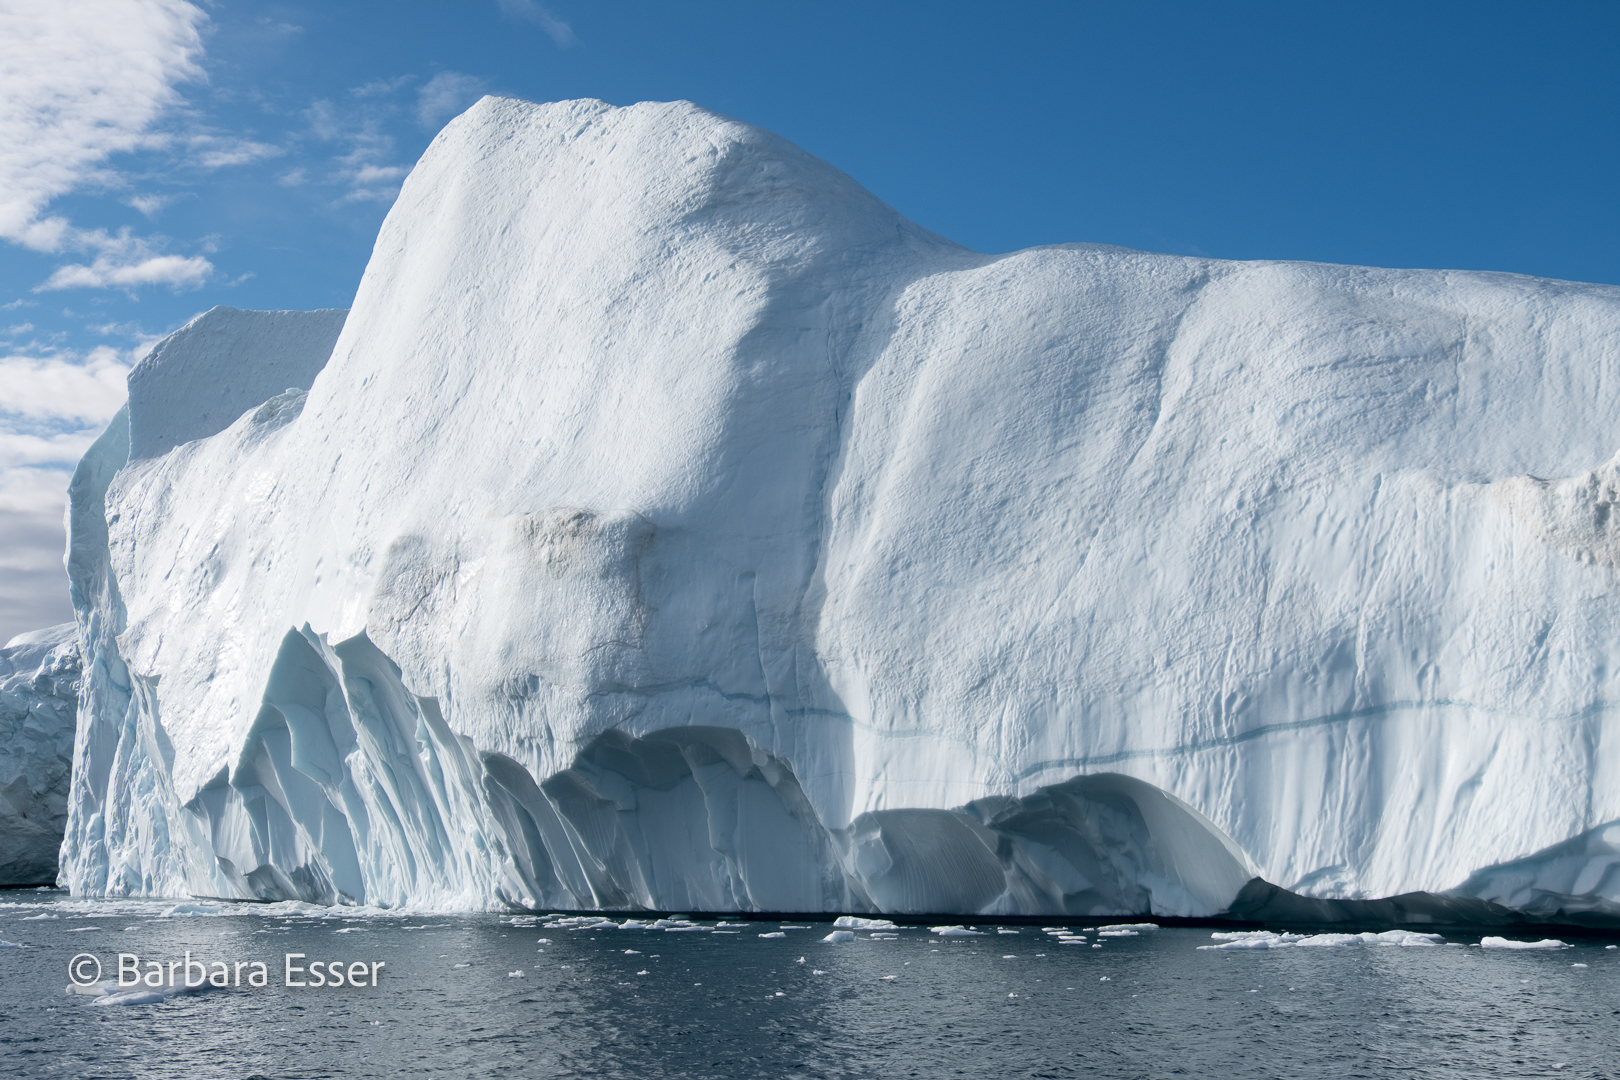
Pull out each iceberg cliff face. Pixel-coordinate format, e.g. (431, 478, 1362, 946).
(0, 624, 79, 884)
(60, 96, 1620, 917)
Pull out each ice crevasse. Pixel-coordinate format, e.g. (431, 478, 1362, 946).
(58, 96, 1620, 919)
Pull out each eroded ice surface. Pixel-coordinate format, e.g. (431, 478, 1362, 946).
(0, 624, 79, 884)
(57, 96, 1620, 918)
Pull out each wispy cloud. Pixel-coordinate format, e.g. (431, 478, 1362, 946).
(0, 0, 208, 252)
(417, 71, 488, 131)
(185, 134, 284, 170)
(495, 0, 576, 47)
(352, 75, 416, 99)
(303, 92, 420, 204)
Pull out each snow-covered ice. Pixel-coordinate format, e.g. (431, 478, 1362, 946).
(53, 96, 1620, 921)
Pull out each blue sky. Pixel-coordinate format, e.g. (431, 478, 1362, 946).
(1, 0, 1618, 639)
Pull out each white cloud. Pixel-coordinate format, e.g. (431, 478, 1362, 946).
(38, 253, 212, 292)
(0, 344, 135, 639)
(495, 0, 576, 46)
(0, 0, 208, 252)
(416, 71, 488, 131)
(0, 347, 132, 425)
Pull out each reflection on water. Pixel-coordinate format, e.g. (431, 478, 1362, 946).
(2, 891, 1617, 1079)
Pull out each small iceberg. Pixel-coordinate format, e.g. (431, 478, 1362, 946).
(1480, 937, 1570, 950)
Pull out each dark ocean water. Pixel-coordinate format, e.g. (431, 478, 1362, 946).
(2, 890, 1616, 1079)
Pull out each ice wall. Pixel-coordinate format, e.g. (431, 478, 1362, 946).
(59, 96, 1620, 918)
(0, 624, 79, 884)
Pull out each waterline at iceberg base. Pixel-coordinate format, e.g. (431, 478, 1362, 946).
(58, 96, 1620, 925)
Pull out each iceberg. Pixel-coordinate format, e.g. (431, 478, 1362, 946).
(54, 96, 1620, 920)
(0, 624, 80, 884)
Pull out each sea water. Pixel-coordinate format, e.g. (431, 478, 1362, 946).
(2, 891, 1615, 1078)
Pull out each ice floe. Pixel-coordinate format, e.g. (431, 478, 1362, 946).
(1198, 930, 1445, 950)
(1479, 937, 1571, 950)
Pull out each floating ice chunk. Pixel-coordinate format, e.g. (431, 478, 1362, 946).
(833, 916, 897, 930)
(869, 933, 899, 940)
(63, 927, 100, 933)
(1096, 930, 1138, 938)
(453, 963, 470, 968)
(623, 949, 641, 954)
(664, 925, 708, 932)
(334, 927, 365, 933)
(780, 925, 812, 930)
(998, 929, 1019, 934)
(1198, 929, 1447, 950)
(0, 940, 21, 948)
(822, 930, 856, 943)
(931, 926, 984, 937)
(1572, 963, 1588, 968)
(508, 970, 524, 978)
(1480, 937, 1571, 950)
(758, 932, 786, 939)
(618, 920, 654, 930)
(879, 975, 897, 981)
(93, 991, 166, 1006)
(715, 921, 750, 928)
(159, 903, 225, 917)
(1097, 924, 1158, 932)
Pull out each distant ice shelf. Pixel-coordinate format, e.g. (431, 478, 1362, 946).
(53, 96, 1620, 920)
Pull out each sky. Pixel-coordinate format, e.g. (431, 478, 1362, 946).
(1, 0, 1618, 642)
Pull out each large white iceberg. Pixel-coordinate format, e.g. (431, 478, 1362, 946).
(57, 97, 1620, 918)
(1, 623, 80, 884)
